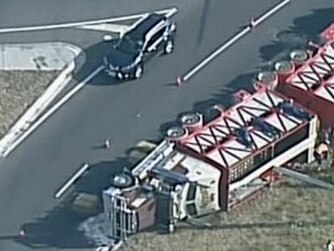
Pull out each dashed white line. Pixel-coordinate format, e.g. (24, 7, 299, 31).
(253, 0, 291, 27)
(183, 26, 251, 82)
(55, 163, 90, 198)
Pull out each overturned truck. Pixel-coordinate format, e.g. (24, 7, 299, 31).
(102, 84, 319, 241)
(258, 23, 334, 129)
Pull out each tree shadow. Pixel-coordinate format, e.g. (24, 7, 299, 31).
(192, 71, 255, 114)
(259, 7, 334, 62)
(197, 0, 212, 46)
(291, 7, 334, 41)
(15, 156, 131, 249)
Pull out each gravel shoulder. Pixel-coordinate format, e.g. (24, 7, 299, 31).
(0, 70, 58, 138)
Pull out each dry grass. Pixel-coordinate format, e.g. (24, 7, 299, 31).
(0, 70, 58, 138)
(122, 177, 334, 251)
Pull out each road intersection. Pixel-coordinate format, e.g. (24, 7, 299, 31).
(0, 0, 333, 250)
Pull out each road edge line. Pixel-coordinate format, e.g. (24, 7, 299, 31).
(0, 60, 76, 157)
(2, 65, 103, 158)
(183, 0, 291, 82)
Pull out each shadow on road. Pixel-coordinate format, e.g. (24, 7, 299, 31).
(45, 36, 123, 108)
(74, 159, 127, 195)
(158, 72, 255, 136)
(259, 7, 334, 62)
(71, 36, 145, 86)
(71, 37, 123, 87)
(197, 0, 212, 46)
(158, 7, 334, 138)
(15, 157, 129, 249)
(16, 202, 91, 249)
(0, 234, 19, 240)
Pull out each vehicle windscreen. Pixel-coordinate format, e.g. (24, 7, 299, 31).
(118, 35, 143, 54)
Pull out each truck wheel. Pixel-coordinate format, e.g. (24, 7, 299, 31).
(112, 173, 134, 189)
(134, 64, 143, 79)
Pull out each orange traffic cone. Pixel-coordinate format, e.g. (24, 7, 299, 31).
(176, 76, 183, 86)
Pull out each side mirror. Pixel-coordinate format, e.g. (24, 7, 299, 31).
(170, 22, 177, 32)
(103, 35, 113, 42)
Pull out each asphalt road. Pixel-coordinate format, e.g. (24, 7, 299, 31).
(0, 0, 182, 28)
(0, 0, 334, 250)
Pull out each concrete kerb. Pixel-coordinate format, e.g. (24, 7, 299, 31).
(0, 53, 79, 158)
(0, 42, 82, 71)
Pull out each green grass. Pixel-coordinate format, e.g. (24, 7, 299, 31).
(122, 173, 334, 251)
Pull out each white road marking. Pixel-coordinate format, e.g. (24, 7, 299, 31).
(71, 7, 178, 35)
(77, 23, 130, 34)
(164, 7, 178, 18)
(182, 0, 291, 82)
(183, 26, 251, 82)
(55, 163, 90, 199)
(253, 0, 291, 27)
(2, 65, 104, 158)
(0, 7, 178, 34)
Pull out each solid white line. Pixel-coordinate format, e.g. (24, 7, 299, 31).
(253, 0, 291, 27)
(0, 7, 178, 34)
(182, 0, 291, 82)
(2, 65, 103, 158)
(55, 163, 90, 198)
(183, 27, 251, 81)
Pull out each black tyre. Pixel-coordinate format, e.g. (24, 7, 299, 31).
(111, 173, 134, 189)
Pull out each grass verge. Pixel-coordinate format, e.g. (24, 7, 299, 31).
(122, 174, 334, 251)
(0, 70, 58, 138)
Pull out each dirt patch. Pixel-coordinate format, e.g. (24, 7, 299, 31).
(0, 70, 58, 138)
(122, 179, 334, 251)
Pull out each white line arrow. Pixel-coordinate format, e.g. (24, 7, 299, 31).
(0, 7, 178, 34)
(2, 65, 103, 158)
(78, 23, 130, 34)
